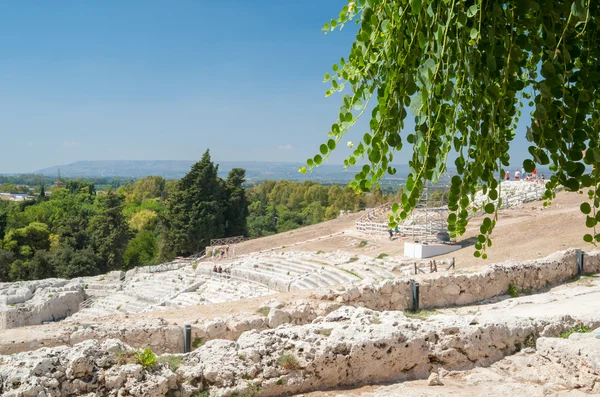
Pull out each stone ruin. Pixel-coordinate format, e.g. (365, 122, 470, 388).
(1, 248, 600, 396)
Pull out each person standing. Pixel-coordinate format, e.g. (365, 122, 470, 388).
(514, 169, 520, 180)
(505, 171, 510, 181)
(532, 168, 537, 180)
(521, 167, 526, 180)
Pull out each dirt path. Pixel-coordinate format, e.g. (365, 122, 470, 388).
(271, 190, 589, 270)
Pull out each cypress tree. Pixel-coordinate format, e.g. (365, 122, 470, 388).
(223, 168, 248, 237)
(165, 150, 224, 256)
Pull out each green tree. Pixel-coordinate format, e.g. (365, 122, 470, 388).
(38, 185, 46, 203)
(2, 222, 51, 259)
(0, 248, 14, 282)
(307, 0, 600, 256)
(164, 150, 224, 256)
(88, 192, 131, 272)
(52, 246, 101, 279)
(123, 230, 157, 269)
(223, 168, 249, 237)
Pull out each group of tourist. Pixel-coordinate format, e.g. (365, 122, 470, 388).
(387, 225, 402, 240)
(505, 167, 545, 182)
(212, 265, 232, 277)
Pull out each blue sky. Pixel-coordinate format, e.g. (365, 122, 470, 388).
(0, 1, 531, 174)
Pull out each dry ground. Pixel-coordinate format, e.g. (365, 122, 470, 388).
(260, 190, 590, 269)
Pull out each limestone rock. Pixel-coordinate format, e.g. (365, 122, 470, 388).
(268, 308, 291, 328)
(428, 372, 444, 386)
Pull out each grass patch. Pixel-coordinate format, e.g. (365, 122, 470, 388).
(194, 392, 209, 397)
(339, 267, 363, 279)
(158, 355, 183, 371)
(359, 240, 368, 248)
(559, 324, 591, 339)
(276, 377, 286, 385)
(348, 257, 359, 263)
(256, 307, 270, 317)
(524, 335, 537, 348)
(116, 305, 121, 311)
(135, 348, 157, 369)
(192, 263, 198, 270)
(192, 337, 205, 350)
(376, 253, 389, 259)
(507, 282, 519, 298)
(266, 264, 274, 267)
(48, 294, 53, 298)
(316, 250, 324, 254)
(279, 354, 300, 370)
(404, 309, 439, 320)
(317, 328, 333, 337)
(114, 349, 136, 365)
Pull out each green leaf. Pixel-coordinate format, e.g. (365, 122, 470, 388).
(409, 94, 423, 116)
(484, 203, 495, 214)
(320, 144, 328, 155)
(523, 159, 535, 173)
(405, 175, 415, 192)
(327, 139, 336, 151)
(571, 0, 586, 19)
(410, 0, 421, 15)
(307, 158, 314, 167)
(470, 28, 478, 40)
(584, 234, 593, 243)
(418, 32, 426, 49)
(581, 202, 592, 215)
(392, 203, 399, 213)
(467, 5, 478, 17)
(534, 103, 547, 121)
(314, 154, 323, 165)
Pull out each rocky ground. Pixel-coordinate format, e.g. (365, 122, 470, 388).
(2, 280, 600, 396)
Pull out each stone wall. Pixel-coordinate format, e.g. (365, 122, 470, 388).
(1, 307, 598, 397)
(316, 249, 600, 311)
(0, 289, 85, 329)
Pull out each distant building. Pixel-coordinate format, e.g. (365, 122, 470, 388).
(0, 193, 35, 202)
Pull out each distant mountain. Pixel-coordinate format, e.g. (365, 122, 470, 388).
(35, 160, 416, 183)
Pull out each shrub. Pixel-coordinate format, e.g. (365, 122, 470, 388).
(279, 354, 300, 370)
(116, 305, 121, 311)
(404, 309, 438, 321)
(276, 377, 286, 385)
(195, 392, 209, 397)
(192, 263, 198, 270)
(114, 349, 136, 365)
(359, 240, 368, 248)
(135, 348, 157, 368)
(316, 250, 324, 254)
(559, 324, 591, 339)
(192, 337, 204, 349)
(507, 282, 518, 298)
(348, 257, 359, 263)
(376, 253, 389, 259)
(256, 307, 270, 317)
(158, 355, 183, 371)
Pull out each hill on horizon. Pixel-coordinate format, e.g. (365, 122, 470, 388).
(34, 160, 411, 183)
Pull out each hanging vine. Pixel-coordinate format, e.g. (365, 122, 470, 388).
(301, 0, 599, 258)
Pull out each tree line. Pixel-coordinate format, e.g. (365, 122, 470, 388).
(0, 150, 395, 282)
